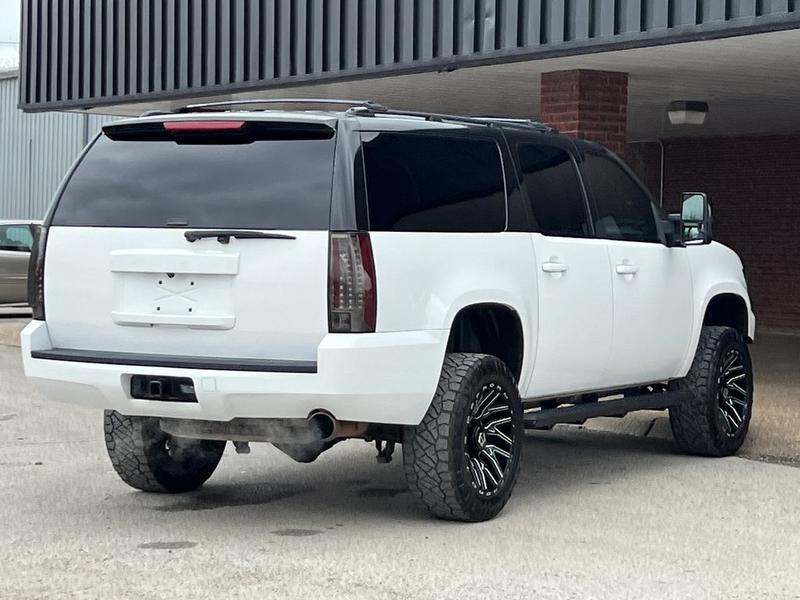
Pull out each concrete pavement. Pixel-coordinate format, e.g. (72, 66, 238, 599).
(579, 332, 800, 466)
(0, 310, 29, 346)
(1, 345, 799, 599)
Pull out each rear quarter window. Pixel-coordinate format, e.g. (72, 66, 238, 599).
(51, 129, 336, 230)
(362, 131, 507, 232)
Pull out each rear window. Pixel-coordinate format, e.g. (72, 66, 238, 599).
(362, 132, 506, 232)
(52, 129, 336, 229)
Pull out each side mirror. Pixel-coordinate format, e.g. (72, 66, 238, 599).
(664, 214, 684, 247)
(681, 192, 712, 245)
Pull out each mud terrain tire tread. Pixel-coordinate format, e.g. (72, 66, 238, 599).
(669, 326, 753, 457)
(403, 353, 523, 522)
(104, 410, 225, 493)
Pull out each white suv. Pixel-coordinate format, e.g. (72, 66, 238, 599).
(22, 101, 755, 522)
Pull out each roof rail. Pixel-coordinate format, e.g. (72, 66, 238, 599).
(350, 106, 556, 132)
(139, 109, 174, 117)
(474, 117, 556, 131)
(175, 98, 388, 113)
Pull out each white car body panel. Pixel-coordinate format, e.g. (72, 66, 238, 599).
(603, 240, 694, 386)
(371, 230, 539, 397)
(526, 234, 613, 397)
(43, 227, 329, 362)
(680, 241, 755, 375)
(23, 320, 449, 424)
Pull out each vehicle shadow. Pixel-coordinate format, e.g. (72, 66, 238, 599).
(134, 428, 684, 526)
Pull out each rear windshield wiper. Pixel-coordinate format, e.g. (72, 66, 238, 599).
(184, 230, 297, 244)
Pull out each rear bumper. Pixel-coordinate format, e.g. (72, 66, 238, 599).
(21, 321, 447, 425)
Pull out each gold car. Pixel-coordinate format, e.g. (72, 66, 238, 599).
(0, 221, 41, 305)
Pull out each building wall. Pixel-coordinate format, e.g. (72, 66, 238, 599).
(0, 74, 118, 219)
(628, 135, 800, 332)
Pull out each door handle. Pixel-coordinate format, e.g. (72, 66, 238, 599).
(615, 263, 639, 275)
(542, 261, 568, 274)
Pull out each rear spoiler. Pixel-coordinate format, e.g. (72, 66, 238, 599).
(102, 119, 336, 143)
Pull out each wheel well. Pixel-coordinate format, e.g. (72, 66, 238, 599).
(446, 304, 524, 381)
(704, 294, 749, 340)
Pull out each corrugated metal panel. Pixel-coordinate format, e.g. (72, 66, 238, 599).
(18, 0, 800, 111)
(0, 75, 119, 219)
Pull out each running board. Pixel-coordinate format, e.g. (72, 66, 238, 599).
(524, 390, 689, 430)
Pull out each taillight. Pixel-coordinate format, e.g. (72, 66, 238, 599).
(163, 120, 246, 133)
(328, 232, 376, 333)
(28, 226, 47, 320)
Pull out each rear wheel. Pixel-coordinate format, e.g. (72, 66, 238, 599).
(104, 410, 225, 492)
(669, 326, 753, 456)
(403, 353, 523, 522)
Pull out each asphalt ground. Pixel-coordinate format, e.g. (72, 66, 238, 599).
(1, 340, 799, 599)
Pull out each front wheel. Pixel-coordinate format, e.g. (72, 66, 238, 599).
(104, 410, 226, 493)
(403, 353, 523, 522)
(669, 326, 754, 457)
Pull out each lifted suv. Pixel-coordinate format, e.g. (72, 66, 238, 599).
(22, 100, 755, 521)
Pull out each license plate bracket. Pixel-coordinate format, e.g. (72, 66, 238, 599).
(130, 375, 198, 403)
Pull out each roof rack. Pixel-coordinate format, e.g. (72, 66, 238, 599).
(349, 106, 555, 132)
(167, 98, 556, 132)
(175, 98, 388, 113)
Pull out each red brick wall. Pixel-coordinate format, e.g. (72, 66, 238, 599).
(627, 135, 800, 331)
(540, 70, 628, 156)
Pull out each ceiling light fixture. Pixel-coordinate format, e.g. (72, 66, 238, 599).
(667, 101, 709, 126)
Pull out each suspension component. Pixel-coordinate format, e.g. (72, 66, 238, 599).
(375, 440, 395, 463)
(233, 441, 251, 454)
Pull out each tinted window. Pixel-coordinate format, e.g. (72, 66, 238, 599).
(517, 143, 590, 237)
(580, 151, 659, 242)
(0, 225, 34, 252)
(52, 134, 336, 229)
(362, 132, 506, 232)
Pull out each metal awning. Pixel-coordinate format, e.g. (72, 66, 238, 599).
(19, 0, 800, 113)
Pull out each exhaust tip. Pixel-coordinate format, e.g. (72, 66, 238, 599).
(307, 411, 336, 441)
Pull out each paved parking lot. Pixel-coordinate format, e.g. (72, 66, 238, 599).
(585, 332, 800, 467)
(1, 341, 799, 599)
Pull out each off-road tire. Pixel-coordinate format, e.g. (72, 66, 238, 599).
(104, 410, 226, 492)
(403, 353, 523, 522)
(669, 326, 753, 457)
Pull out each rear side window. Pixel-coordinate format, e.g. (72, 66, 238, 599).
(362, 132, 506, 232)
(52, 131, 336, 229)
(580, 151, 659, 243)
(516, 143, 590, 237)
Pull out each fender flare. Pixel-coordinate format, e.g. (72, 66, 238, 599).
(441, 291, 533, 388)
(680, 282, 753, 375)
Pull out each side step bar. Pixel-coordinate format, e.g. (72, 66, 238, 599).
(524, 390, 689, 430)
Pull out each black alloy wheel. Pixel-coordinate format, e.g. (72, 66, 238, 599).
(716, 347, 750, 436)
(465, 381, 516, 497)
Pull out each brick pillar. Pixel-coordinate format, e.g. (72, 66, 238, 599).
(539, 70, 629, 157)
